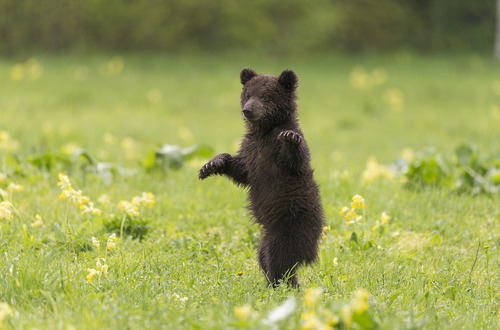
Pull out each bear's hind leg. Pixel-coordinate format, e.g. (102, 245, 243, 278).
(258, 239, 271, 283)
(266, 240, 302, 288)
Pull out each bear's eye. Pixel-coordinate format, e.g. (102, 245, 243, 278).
(261, 96, 269, 102)
(245, 94, 251, 101)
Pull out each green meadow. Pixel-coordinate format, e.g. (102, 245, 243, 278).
(1, 52, 500, 329)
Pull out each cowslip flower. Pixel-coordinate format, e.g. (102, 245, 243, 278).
(0, 302, 13, 328)
(0, 130, 19, 151)
(339, 206, 350, 215)
(235, 304, 257, 322)
(57, 173, 72, 190)
(303, 287, 323, 307)
(321, 225, 331, 239)
(131, 192, 155, 208)
(60, 188, 88, 206)
(106, 233, 117, 250)
(7, 183, 23, 193)
(343, 208, 361, 222)
(351, 289, 370, 314)
(81, 202, 102, 216)
(170, 293, 188, 303)
(91, 237, 100, 250)
(301, 312, 327, 330)
(381, 212, 391, 223)
(96, 258, 103, 271)
(86, 268, 99, 282)
(31, 214, 44, 228)
(0, 201, 13, 221)
(118, 200, 139, 217)
(101, 264, 109, 278)
(98, 194, 111, 206)
(351, 195, 366, 209)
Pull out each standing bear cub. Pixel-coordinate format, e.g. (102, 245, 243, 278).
(199, 68, 324, 287)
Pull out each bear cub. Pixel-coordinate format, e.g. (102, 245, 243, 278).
(199, 68, 324, 287)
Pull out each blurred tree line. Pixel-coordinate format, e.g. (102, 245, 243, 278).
(0, 0, 496, 55)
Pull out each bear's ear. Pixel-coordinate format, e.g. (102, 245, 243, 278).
(278, 69, 298, 92)
(240, 68, 258, 85)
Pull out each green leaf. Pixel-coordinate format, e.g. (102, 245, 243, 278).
(72, 148, 96, 165)
(352, 310, 376, 330)
(455, 144, 475, 167)
(350, 232, 358, 245)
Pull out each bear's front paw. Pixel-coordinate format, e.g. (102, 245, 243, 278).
(278, 130, 303, 146)
(198, 153, 231, 179)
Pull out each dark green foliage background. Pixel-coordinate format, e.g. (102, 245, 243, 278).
(0, 0, 496, 55)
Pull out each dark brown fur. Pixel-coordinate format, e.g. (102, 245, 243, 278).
(199, 68, 324, 287)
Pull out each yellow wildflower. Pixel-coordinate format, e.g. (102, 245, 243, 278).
(351, 195, 366, 209)
(349, 66, 370, 90)
(321, 310, 340, 327)
(0, 131, 19, 152)
(98, 194, 111, 206)
(381, 212, 391, 223)
(101, 264, 109, 278)
(383, 88, 405, 112)
(7, 183, 23, 193)
(339, 206, 350, 215)
(96, 258, 102, 271)
(131, 192, 156, 208)
(31, 214, 44, 228)
(235, 304, 257, 322)
(0, 302, 13, 328)
(10, 64, 24, 81)
(91, 237, 100, 250)
(118, 200, 139, 217)
(0, 189, 8, 200)
(303, 287, 323, 307)
(106, 233, 117, 250)
(81, 202, 102, 216)
(170, 293, 188, 303)
(57, 173, 72, 190)
(95, 258, 108, 277)
(321, 225, 331, 239)
(140, 192, 155, 208)
(362, 157, 395, 183)
(0, 201, 13, 221)
(61, 142, 79, 155)
(60, 188, 89, 207)
(344, 209, 358, 221)
(103, 132, 118, 146)
(351, 289, 370, 314)
(86, 268, 99, 282)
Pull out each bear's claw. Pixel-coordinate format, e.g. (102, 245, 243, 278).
(198, 154, 229, 179)
(278, 130, 302, 146)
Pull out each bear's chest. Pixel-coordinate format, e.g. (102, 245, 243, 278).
(243, 139, 282, 185)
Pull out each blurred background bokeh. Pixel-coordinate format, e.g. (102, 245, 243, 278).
(1, 0, 499, 56)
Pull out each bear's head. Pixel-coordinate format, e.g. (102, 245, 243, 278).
(240, 68, 298, 130)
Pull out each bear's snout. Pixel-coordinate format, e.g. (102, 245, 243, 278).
(242, 107, 253, 118)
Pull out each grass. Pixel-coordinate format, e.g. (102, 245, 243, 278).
(1, 51, 500, 329)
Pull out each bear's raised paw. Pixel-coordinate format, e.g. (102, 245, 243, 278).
(278, 130, 303, 146)
(198, 153, 231, 179)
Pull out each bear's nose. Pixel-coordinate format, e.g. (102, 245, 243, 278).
(242, 108, 253, 117)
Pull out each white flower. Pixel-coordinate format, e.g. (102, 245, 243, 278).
(262, 296, 296, 326)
